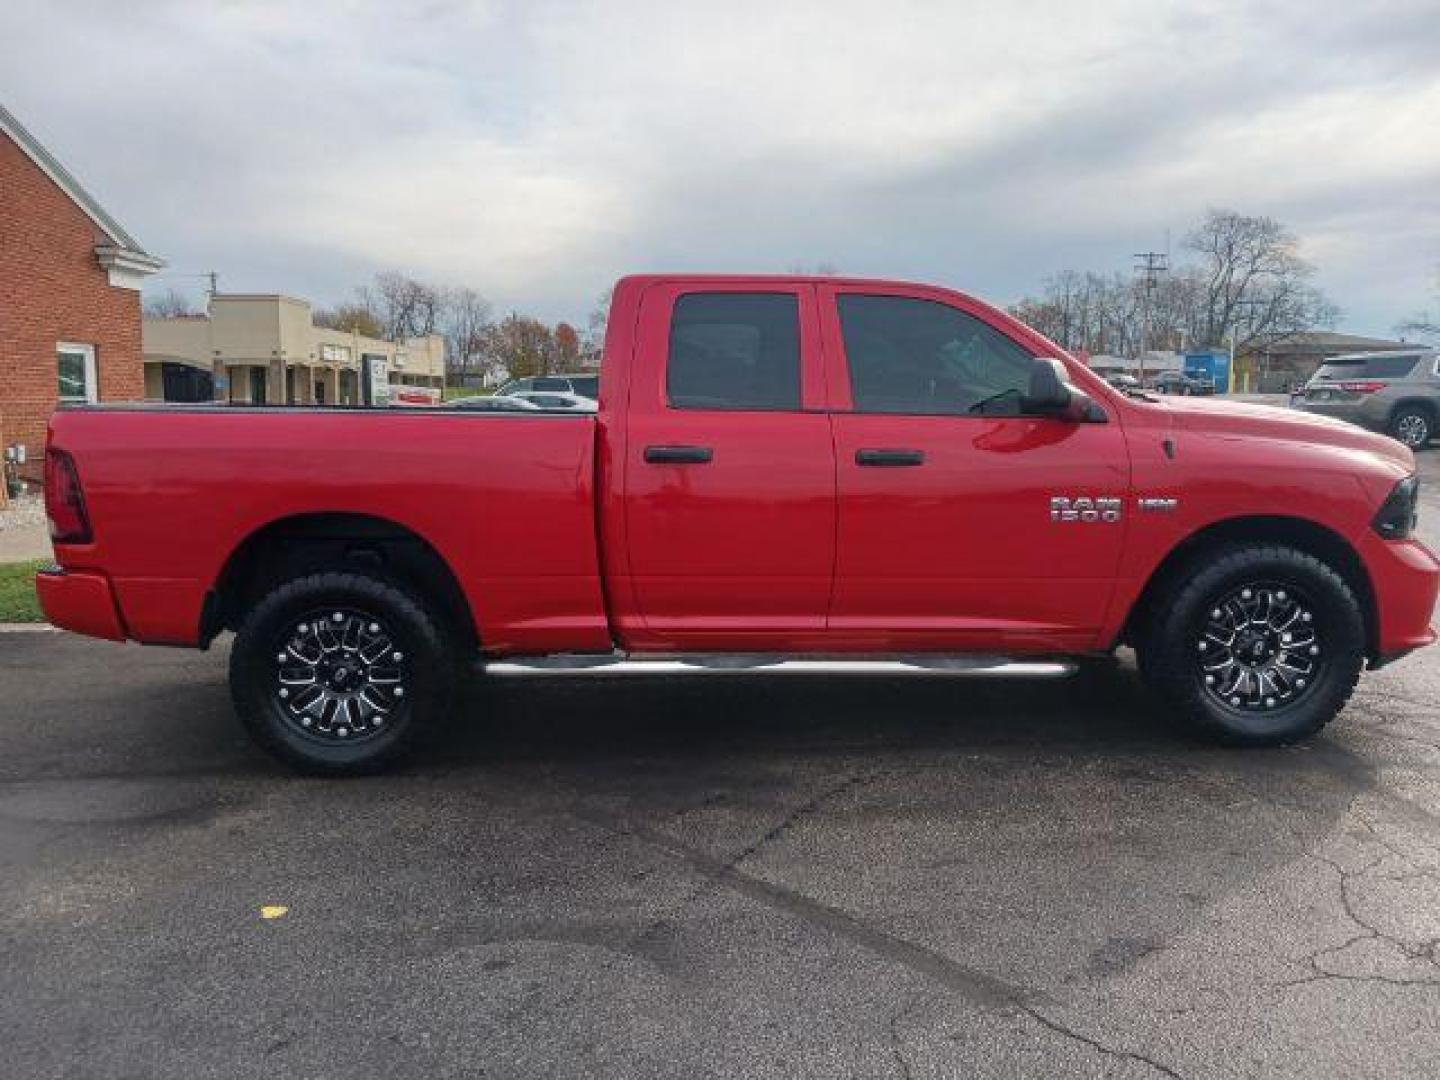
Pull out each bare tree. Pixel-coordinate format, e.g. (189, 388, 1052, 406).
(1184, 209, 1336, 352)
(1010, 271, 1145, 356)
(580, 288, 612, 368)
(143, 288, 200, 318)
(314, 302, 385, 339)
(358, 272, 444, 341)
(1396, 267, 1440, 343)
(1010, 209, 1336, 357)
(439, 287, 494, 376)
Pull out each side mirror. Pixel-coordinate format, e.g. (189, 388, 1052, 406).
(1023, 357, 1101, 422)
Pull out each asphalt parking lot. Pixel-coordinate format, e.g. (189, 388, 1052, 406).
(2, 454, 1438, 1079)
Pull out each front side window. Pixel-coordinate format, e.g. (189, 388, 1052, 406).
(533, 377, 570, 391)
(837, 295, 1036, 416)
(57, 343, 97, 403)
(668, 292, 800, 411)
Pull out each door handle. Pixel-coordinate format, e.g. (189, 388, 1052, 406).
(644, 445, 714, 464)
(855, 448, 925, 467)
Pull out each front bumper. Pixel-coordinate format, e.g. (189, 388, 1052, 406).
(1359, 535, 1440, 663)
(34, 567, 127, 641)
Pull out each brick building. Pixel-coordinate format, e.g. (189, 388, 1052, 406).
(0, 103, 163, 483)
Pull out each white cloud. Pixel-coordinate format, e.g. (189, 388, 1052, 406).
(3, 0, 1437, 332)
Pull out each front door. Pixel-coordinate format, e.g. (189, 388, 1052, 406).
(820, 284, 1130, 651)
(621, 283, 835, 646)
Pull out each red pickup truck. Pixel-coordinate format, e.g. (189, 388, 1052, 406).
(38, 275, 1438, 773)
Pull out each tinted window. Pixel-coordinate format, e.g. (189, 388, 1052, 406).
(1316, 355, 1420, 380)
(837, 295, 1035, 415)
(533, 377, 570, 391)
(571, 376, 600, 399)
(668, 293, 800, 411)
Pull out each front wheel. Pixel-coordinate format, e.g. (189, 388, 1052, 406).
(1389, 407, 1432, 450)
(230, 572, 456, 774)
(1135, 545, 1365, 745)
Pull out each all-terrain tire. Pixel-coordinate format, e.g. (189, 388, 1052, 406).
(1135, 544, 1365, 745)
(230, 572, 456, 775)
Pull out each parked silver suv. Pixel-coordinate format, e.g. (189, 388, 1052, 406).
(1293, 349, 1439, 449)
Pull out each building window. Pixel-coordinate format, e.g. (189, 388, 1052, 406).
(57, 343, 98, 404)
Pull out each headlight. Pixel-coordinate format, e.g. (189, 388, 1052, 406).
(1372, 475, 1419, 540)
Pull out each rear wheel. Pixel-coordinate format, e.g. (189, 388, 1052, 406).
(230, 572, 456, 774)
(1389, 407, 1432, 450)
(1136, 545, 1364, 745)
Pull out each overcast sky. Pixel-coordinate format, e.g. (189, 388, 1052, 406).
(4, 0, 1438, 334)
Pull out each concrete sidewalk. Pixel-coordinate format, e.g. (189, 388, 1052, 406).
(0, 499, 51, 563)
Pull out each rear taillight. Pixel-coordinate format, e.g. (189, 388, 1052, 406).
(1338, 381, 1386, 394)
(44, 447, 92, 544)
(1372, 475, 1419, 540)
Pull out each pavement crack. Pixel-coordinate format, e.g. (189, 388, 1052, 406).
(570, 804, 1041, 1012)
(618, 770, 886, 961)
(1016, 1004, 1185, 1080)
(728, 770, 879, 873)
(1287, 852, 1440, 985)
(887, 995, 923, 1080)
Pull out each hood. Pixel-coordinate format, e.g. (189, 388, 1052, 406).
(1153, 396, 1416, 473)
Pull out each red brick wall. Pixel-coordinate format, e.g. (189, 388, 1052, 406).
(0, 131, 145, 481)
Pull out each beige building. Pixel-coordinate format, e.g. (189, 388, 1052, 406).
(143, 294, 445, 406)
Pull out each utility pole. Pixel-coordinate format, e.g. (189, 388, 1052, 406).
(1133, 250, 1169, 385)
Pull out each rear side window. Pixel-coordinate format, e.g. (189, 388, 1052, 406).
(571, 376, 600, 399)
(667, 293, 801, 411)
(837, 295, 1035, 415)
(1316, 355, 1419, 379)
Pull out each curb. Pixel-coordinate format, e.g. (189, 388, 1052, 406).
(0, 623, 59, 633)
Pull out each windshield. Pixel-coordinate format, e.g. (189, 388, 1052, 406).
(1315, 354, 1420, 380)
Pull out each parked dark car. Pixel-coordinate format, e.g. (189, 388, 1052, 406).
(1150, 371, 1216, 396)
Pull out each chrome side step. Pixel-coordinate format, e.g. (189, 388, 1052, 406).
(486, 654, 1077, 678)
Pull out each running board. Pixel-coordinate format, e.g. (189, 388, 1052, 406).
(485, 655, 1077, 678)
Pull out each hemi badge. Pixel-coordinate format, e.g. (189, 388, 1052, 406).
(1138, 497, 1178, 513)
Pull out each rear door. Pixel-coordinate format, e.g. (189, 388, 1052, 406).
(820, 283, 1129, 651)
(621, 283, 835, 645)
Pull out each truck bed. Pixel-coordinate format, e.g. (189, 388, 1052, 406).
(47, 406, 612, 652)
